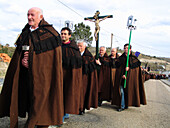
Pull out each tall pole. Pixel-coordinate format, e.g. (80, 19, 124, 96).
(111, 33, 113, 53)
(124, 29, 132, 88)
(96, 32, 99, 59)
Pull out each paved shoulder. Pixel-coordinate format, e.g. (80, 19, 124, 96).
(62, 79, 170, 128)
(0, 80, 170, 128)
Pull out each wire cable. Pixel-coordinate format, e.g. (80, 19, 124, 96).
(57, 0, 84, 18)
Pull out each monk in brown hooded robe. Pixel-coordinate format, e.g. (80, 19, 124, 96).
(77, 41, 98, 115)
(61, 27, 82, 116)
(95, 46, 112, 106)
(109, 48, 119, 88)
(112, 44, 146, 112)
(0, 7, 63, 128)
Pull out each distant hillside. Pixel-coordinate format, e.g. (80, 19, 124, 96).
(157, 57, 170, 63)
(0, 44, 15, 58)
(88, 47, 170, 71)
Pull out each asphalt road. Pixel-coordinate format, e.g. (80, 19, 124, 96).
(0, 79, 170, 128)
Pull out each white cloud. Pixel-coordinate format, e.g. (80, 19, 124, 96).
(0, 25, 6, 31)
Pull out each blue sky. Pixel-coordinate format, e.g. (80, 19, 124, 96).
(0, 0, 170, 57)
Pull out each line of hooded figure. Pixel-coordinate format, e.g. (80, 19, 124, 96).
(0, 7, 147, 128)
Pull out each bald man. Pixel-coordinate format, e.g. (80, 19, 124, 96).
(109, 48, 119, 87)
(95, 46, 112, 106)
(109, 48, 119, 106)
(0, 7, 63, 128)
(110, 48, 117, 59)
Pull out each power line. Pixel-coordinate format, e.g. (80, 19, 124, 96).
(114, 35, 170, 54)
(57, 0, 84, 18)
(97, 21, 170, 55)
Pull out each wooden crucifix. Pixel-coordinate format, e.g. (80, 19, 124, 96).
(84, 10, 113, 59)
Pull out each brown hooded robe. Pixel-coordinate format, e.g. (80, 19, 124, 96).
(111, 53, 147, 107)
(109, 53, 119, 88)
(0, 19, 64, 128)
(96, 53, 112, 101)
(80, 48, 98, 111)
(62, 40, 82, 114)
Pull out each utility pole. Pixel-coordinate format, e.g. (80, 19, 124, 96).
(111, 33, 113, 53)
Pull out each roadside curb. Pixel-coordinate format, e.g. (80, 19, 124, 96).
(160, 79, 170, 87)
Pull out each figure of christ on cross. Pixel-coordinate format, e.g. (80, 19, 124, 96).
(85, 11, 112, 41)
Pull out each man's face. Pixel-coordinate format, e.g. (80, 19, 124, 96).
(27, 9, 42, 29)
(77, 42, 86, 53)
(99, 47, 106, 56)
(111, 48, 117, 56)
(124, 45, 131, 54)
(61, 30, 71, 42)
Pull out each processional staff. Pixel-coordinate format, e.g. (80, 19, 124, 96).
(124, 15, 137, 88)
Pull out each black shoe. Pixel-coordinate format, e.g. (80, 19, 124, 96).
(98, 102, 102, 107)
(117, 108, 125, 112)
(83, 109, 85, 114)
(98, 100, 102, 107)
(79, 110, 84, 115)
(125, 106, 128, 109)
(56, 124, 63, 127)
